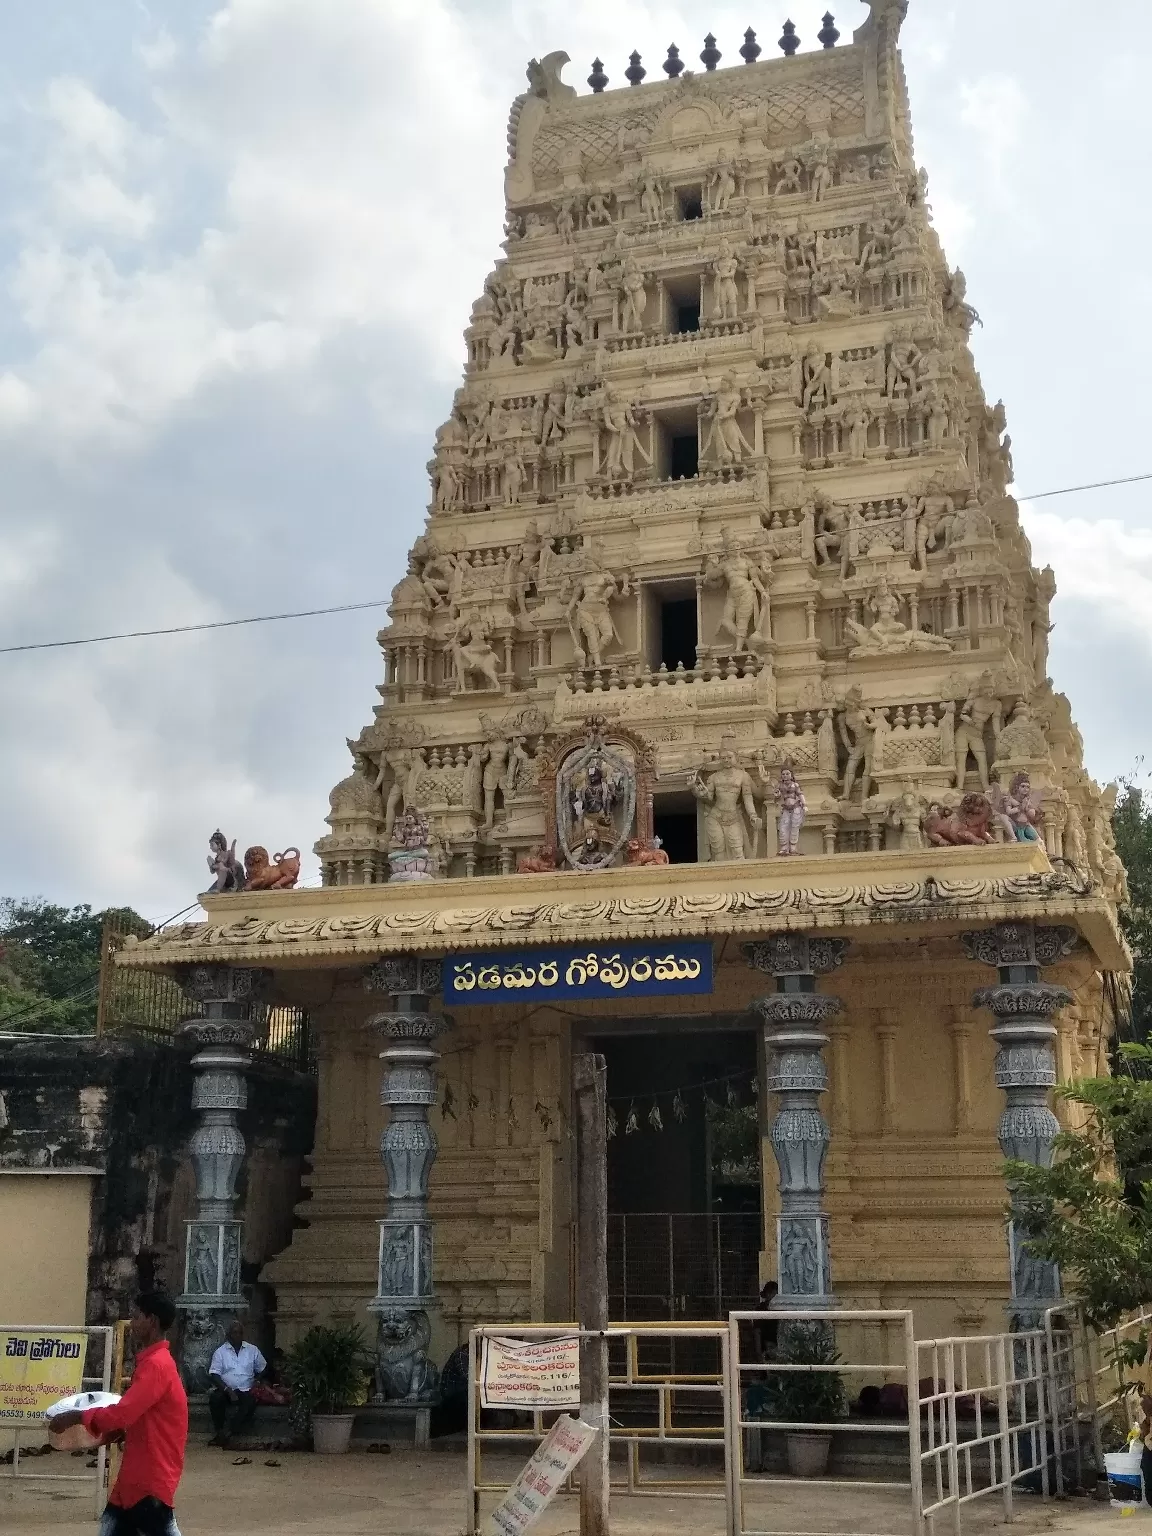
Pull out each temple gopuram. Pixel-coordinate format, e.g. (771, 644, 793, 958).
(122, 0, 1129, 1411)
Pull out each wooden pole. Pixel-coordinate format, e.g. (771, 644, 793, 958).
(574, 1052, 610, 1536)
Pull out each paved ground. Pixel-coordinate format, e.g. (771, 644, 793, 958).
(0, 1442, 1143, 1535)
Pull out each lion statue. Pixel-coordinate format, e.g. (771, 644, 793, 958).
(516, 843, 558, 874)
(923, 794, 996, 847)
(374, 1310, 439, 1404)
(624, 838, 670, 866)
(243, 846, 302, 890)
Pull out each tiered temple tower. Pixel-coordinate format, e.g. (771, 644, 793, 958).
(125, 3, 1129, 1383)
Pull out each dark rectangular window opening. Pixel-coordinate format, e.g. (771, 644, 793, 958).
(678, 188, 703, 221)
(669, 432, 698, 481)
(653, 800, 699, 865)
(660, 597, 697, 671)
(674, 302, 700, 334)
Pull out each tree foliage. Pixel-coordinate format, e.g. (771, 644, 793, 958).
(1113, 781, 1152, 1043)
(0, 899, 150, 1035)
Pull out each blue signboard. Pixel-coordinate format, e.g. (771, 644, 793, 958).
(444, 942, 713, 1005)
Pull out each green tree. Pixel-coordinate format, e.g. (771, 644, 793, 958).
(0, 899, 150, 1035)
(1113, 780, 1152, 1043)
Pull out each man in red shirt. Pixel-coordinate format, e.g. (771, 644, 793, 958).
(48, 1291, 188, 1536)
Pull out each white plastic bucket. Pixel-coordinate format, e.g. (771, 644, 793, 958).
(44, 1391, 121, 1451)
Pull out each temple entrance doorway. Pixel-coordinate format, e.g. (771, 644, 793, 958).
(588, 1025, 761, 1322)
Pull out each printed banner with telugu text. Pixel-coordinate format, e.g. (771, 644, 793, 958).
(0, 1332, 86, 1423)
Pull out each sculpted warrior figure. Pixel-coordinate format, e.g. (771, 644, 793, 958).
(814, 500, 849, 577)
(888, 784, 925, 851)
(639, 176, 664, 225)
(808, 140, 834, 202)
(619, 257, 647, 332)
(712, 239, 740, 321)
(600, 391, 649, 480)
(689, 749, 757, 862)
(775, 158, 804, 196)
(481, 737, 510, 829)
(374, 745, 414, 839)
(702, 375, 754, 466)
(954, 672, 1002, 789)
(566, 556, 625, 669)
(709, 154, 737, 214)
(704, 529, 769, 653)
(801, 349, 832, 413)
(886, 329, 923, 398)
(838, 686, 872, 802)
(773, 762, 807, 856)
(914, 478, 956, 568)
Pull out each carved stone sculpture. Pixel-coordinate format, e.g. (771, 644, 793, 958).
(565, 557, 623, 670)
(704, 530, 768, 654)
(690, 750, 757, 862)
(845, 577, 952, 656)
(712, 239, 740, 321)
(774, 762, 807, 856)
(923, 795, 997, 846)
(954, 672, 1002, 788)
(243, 847, 301, 891)
(701, 375, 754, 467)
(206, 831, 244, 894)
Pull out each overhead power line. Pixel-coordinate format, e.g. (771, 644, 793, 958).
(0, 470, 1148, 658)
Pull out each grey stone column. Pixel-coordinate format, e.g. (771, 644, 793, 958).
(364, 956, 446, 1405)
(962, 921, 1076, 1330)
(747, 935, 847, 1307)
(174, 964, 271, 1392)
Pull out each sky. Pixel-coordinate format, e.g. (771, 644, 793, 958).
(1, 0, 1150, 921)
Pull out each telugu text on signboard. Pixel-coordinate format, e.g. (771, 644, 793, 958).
(479, 1335, 581, 1410)
(0, 1332, 86, 1423)
(445, 942, 713, 1005)
(487, 1414, 597, 1536)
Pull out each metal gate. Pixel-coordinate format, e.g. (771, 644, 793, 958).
(609, 1213, 761, 1321)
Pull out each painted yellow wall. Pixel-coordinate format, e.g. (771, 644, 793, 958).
(0, 1174, 93, 1325)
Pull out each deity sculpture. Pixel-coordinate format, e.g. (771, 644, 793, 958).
(885, 329, 922, 399)
(374, 746, 414, 839)
(844, 405, 869, 459)
(993, 773, 1043, 844)
(481, 736, 510, 829)
(689, 750, 757, 862)
(801, 349, 832, 413)
(206, 831, 244, 893)
(953, 672, 1002, 789)
(773, 762, 807, 856)
(619, 258, 647, 332)
(814, 500, 849, 577)
(701, 375, 754, 466)
(709, 155, 737, 214)
(565, 554, 625, 670)
(775, 158, 804, 196)
(704, 530, 770, 653)
(639, 176, 664, 225)
(599, 391, 649, 480)
(845, 578, 952, 655)
(808, 140, 834, 202)
(712, 239, 740, 321)
(838, 687, 872, 802)
(887, 785, 924, 851)
(555, 729, 636, 871)
(450, 610, 502, 693)
(913, 480, 956, 569)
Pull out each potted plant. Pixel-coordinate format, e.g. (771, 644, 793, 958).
(285, 1323, 372, 1454)
(760, 1322, 846, 1478)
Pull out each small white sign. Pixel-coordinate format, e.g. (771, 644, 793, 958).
(480, 1335, 581, 1410)
(487, 1414, 598, 1536)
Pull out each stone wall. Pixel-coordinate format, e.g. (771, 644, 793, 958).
(0, 1033, 315, 1348)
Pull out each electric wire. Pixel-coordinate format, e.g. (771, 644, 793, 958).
(0, 470, 1149, 657)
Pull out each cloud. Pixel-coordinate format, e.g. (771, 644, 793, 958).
(1021, 507, 1152, 648)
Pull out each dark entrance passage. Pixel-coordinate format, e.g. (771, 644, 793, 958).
(589, 1028, 760, 1321)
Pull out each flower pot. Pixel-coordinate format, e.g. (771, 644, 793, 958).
(311, 1413, 356, 1454)
(786, 1431, 832, 1478)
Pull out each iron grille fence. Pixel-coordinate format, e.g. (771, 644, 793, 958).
(96, 912, 314, 1074)
(608, 1212, 762, 1322)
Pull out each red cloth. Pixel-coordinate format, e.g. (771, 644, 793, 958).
(82, 1339, 188, 1509)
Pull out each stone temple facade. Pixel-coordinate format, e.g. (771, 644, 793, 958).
(123, 1, 1129, 1402)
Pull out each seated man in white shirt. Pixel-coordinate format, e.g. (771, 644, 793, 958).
(207, 1319, 267, 1447)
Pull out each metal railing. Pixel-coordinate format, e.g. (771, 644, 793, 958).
(0, 1325, 114, 1518)
(727, 1308, 921, 1536)
(608, 1212, 761, 1322)
(97, 912, 314, 1073)
(466, 1322, 733, 1534)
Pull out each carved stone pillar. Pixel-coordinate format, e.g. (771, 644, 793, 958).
(747, 935, 847, 1307)
(364, 956, 446, 1406)
(962, 922, 1076, 1329)
(174, 964, 271, 1392)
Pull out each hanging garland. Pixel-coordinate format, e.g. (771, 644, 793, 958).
(605, 1068, 758, 1139)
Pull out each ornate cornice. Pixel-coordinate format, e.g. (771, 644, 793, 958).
(115, 866, 1126, 971)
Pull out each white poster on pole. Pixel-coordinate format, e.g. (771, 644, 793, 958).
(479, 1335, 581, 1409)
(487, 1414, 597, 1536)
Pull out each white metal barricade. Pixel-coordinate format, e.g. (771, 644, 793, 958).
(0, 1324, 114, 1518)
(727, 1308, 922, 1536)
(467, 1322, 732, 1535)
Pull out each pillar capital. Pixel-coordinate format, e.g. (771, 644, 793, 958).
(960, 922, 1078, 977)
(745, 935, 848, 981)
(176, 964, 273, 1006)
(364, 955, 443, 999)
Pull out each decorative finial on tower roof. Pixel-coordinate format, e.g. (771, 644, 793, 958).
(625, 50, 647, 86)
(587, 57, 608, 92)
(740, 27, 762, 64)
(700, 33, 721, 70)
(663, 43, 684, 77)
(778, 19, 800, 55)
(818, 11, 841, 46)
